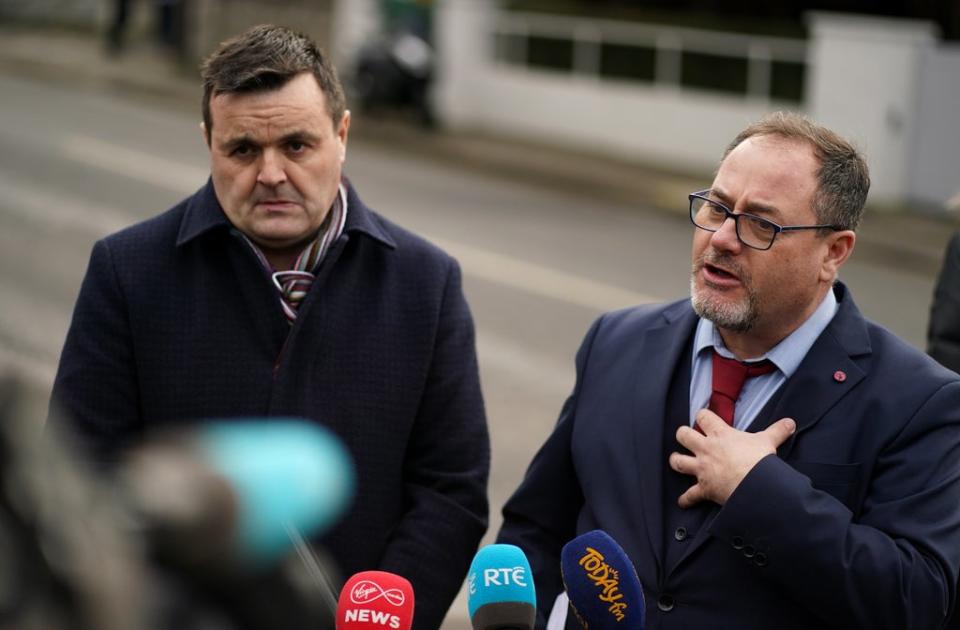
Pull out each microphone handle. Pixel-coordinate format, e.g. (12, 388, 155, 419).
(286, 524, 339, 620)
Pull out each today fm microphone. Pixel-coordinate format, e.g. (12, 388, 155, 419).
(118, 418, 355, 570)
(560, 530, 646, 630)
(336, 571, 415, 630)
(467, 543, 536, 630)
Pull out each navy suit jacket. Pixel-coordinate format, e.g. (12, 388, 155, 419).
(50, 179, 490, 630)
(499, 284, 960, 630)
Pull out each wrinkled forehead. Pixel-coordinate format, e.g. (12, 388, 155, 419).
(208, 72, 334, 133)
(210, 72, 330, 122)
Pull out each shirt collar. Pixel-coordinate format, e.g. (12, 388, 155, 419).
(693, 286, 839, 377)
(176, 176, 396, 250)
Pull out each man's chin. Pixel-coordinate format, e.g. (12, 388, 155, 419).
(692, 298, 757, 333)
(691, 288, 757, 333)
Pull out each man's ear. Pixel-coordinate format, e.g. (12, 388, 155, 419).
(820, 230, 856, 283)
(337, 110, 351, 163)
(200, 121, 211, 147)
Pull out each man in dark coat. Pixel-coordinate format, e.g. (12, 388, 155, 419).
(49, 24, 489, 630)
(929, 231, 960, 373)
(928, 230, 960, 630)
(498, 112, 960, 629)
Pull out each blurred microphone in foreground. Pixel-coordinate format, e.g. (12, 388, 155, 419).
(336, 571, 414, 630)
(119, 419, 356, 629)
(467, 544, 536, 630)
(0, 372, 146, 630)
(560, 530, 645, 630)
(2, 371, 356, 630)
(119, 419, 354, 569)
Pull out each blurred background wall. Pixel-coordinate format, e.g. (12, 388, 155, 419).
(0, 0, 102, 27)
(415, 0, 960, 212)
(1, 0, 957, 213)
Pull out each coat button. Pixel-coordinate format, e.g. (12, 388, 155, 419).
(743, 545, 756, 558)
(754, 552, 768, 567)
(731, 536, 744, 550)
(674, 527, 688, 541)
(657, 594, 675, 612)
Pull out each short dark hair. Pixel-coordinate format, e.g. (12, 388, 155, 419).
(723, 111, 871, 232)
(200, 24, 346, 141)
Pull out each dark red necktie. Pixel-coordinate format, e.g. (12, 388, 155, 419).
(708, 351, 777, 426)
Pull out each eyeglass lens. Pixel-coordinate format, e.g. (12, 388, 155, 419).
(690, 197, 777, 249)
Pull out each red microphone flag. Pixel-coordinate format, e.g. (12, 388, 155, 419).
(336, 571, 415, 630)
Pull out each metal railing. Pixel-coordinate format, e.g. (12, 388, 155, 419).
(493, 11, 808, 103)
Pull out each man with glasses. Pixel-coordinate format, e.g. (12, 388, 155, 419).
(498, 112, 960, 629)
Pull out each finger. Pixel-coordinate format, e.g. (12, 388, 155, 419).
(676, 424, 706, 452)
(763, 417, 797, 447)
(678, 483, 705, 509)
(669, 452, 698, 476)
(694, 408, 728, 435)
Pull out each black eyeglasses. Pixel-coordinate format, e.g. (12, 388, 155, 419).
(689, 190, 841, 251)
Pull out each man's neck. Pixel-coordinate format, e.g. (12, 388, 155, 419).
(718, 286, 833, 361)
(718, 328, 787, 361)
(253, 232, 321, 271)
(263, 248, 301, 271)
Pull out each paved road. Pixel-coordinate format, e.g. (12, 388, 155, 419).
(0, 71, 941, 626)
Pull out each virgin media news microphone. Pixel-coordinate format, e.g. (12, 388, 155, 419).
(120, 418, 355, 567)
(336, 571, 415, 630)
(560, 530, 645, 630)
(467, 544, 536, 630)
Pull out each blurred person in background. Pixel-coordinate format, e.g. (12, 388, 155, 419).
(51, 24, 489, 630)
(928, 227, 960, 630)
(105, 0, 184, 56)
(928, 230, 960, 373)
(498, 112, 960, 629)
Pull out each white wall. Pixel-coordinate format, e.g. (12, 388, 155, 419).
(806, 13, 938, 206)
(434, 0, 492, 129)
(909, 43, 960, 210)
(453, 68, 782, 173)
(435, 0, 800, 174)
(330, 0, 382, 71)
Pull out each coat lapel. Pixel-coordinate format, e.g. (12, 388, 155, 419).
(631, 300, 699, 581)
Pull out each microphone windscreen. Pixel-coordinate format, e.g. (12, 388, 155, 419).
(467, 544, 536, 630)
(560, 530, 645, 630)
(336, 571, 414, 630)
(196, 419, 355, 562)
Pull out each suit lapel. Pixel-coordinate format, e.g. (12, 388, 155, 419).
(631, 301, 699, 581)
(760, 285, 871, 458)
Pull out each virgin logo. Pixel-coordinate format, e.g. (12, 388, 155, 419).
(350, 580, 406, 606)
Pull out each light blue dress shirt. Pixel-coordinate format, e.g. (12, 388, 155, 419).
(688, 287, 839, 430)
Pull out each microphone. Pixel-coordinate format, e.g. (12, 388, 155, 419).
(119, 418, 355, 568)
(336, 571, 415, 630)
(560, 530, 645, 630)
(467, 544, 536, 630)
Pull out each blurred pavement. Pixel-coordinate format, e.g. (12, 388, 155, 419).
(0, 24, 955, 277)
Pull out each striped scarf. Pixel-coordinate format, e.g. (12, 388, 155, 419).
(243, 184, 348, 324)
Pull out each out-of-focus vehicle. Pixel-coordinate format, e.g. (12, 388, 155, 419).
(352, 25, 435, 127)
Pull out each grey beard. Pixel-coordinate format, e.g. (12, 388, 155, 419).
(690, 275, 760, 333)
